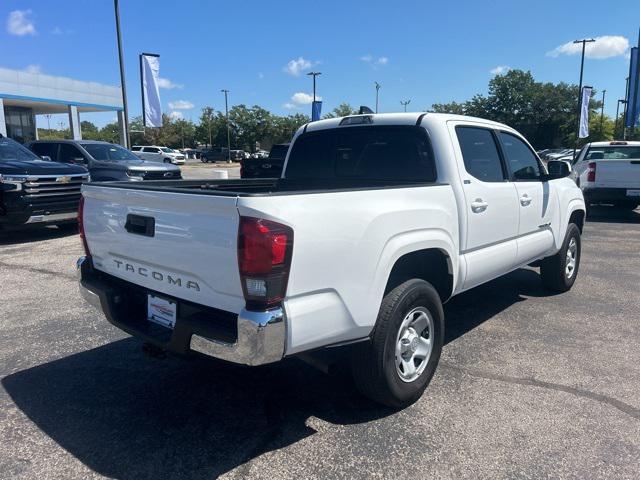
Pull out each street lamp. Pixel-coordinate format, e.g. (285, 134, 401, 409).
(306, 71, 321, 102)
(615, 99, 626, 139)
(114, 0, 130, 148)
(374, 82, 381, 113)
(572, 38, 595, 161)
(600, 89, 606, 133)
(400, 99, 411, 112)
(221, 89, 231, 163)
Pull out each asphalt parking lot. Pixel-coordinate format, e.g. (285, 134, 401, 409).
(1, 205, 639, 479)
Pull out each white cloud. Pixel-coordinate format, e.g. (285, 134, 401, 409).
(490, 65, 511, 75)
(7, 9, 36, 36)
(157, 77, 183, 89)
(23, 64, 41, 74)
(546, 35, 630, 59)
(168, 111, 183, 120)
(283, 57, 318, 76)
(168, 100, 194, 110)
(283, 102, 298, 110)
(290, 92, 321, 105)
(360, 54, 389, 68)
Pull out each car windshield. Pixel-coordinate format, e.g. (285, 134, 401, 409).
(0, 137, 42, 162)
(83, 143, 139, 161)
(586, 146, 640, 160)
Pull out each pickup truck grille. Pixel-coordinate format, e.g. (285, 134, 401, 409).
(21, 173, 89, 214)
(141, 170, 182, 180)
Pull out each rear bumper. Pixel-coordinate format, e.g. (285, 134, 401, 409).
(76, 256, 286, 366)
(583, 187, 640, 204)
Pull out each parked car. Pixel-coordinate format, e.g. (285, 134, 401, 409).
(1, 134, 89, 229)
(230, 150, 246, 161)
(27, 140, 182, 182)
(131, 145, 185, 165)
(77, 113, 585, 408)
(570, 140, 640, 210)
(200, 147, 229, 163)
(241, 143, 290, 178)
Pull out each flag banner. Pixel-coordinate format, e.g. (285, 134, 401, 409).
(625, 47, 639, 128)
(312, 101, 322, 121)
(141, 54, 162, 128)
(578, 86, 592, 138)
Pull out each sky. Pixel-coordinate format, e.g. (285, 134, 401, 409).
(2, 0, 639, 128)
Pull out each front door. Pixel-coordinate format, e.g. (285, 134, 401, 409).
(452, 124, 520, 290)
(497, 131, 555, 264)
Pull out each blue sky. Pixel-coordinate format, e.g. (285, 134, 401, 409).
(2, 0, 639, 128)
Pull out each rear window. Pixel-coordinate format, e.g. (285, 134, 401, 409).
(285, 126, 436, 182)
(586, 146, 640, 160)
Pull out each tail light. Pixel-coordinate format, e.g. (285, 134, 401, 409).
(78, 195, 91, 257)
(238, 216, 293, 310)
(587, 162, 596, 182)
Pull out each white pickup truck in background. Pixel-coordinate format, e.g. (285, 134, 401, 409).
(571, 141, 640, 210)
(77, 113, 585, 407)
(131, 145, 186, 165)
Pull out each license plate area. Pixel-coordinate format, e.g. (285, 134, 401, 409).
(147, 294, 177, 329)
(627, 189, 640, 197)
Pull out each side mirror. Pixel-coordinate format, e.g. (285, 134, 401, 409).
(72, 157, 87, 164)
(41, 155, 52, 162)
(547, 160, 572, 179)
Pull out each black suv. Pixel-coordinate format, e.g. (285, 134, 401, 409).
(200, 147, 229, 163)
(0, 135, 89, 229)
(27, 140, 182, 182)
(241, 143, 290, 178)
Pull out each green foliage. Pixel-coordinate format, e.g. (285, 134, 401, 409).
(430, 69, 614, 148)
(323, 102, 358, 119)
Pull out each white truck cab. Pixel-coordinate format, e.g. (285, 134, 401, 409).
(78, 113, 585, 408)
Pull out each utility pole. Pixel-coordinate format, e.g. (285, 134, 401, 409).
(600, 89, 606, 135)
(307, 71, 321, 103)
(221, 89, 231, 163)
(114, 0, 130, 148)
(615, 99, 626, 139)
(400, 99, 411, 112)
(374, 82, 381, 113)
(623, 76, 630, 140)
(572, 38, 595, 161)
(45, 114, 51, 130)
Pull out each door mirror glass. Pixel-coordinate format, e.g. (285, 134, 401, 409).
(547, 160, 572, 178)
(72, 156, 87, 164)
(41, 155, 52, 162)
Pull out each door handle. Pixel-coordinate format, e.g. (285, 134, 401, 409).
(520, 194, 532, 206)
(471, 199, 488, 213)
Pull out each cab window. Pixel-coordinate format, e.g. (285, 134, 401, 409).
(498, 132, 542, 181)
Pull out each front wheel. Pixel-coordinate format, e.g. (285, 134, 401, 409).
(163, 158, 171, 164)
(350, 279, 444, 408)
(540, 223, 581, 292)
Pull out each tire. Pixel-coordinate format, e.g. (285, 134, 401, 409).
(350, 279, 444, 408)
(163, 158, 171, 164)
(540, 223, 581, 292)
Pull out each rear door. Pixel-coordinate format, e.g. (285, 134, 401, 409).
(497, 131, 555, 264)
(452, 124, 520, 290)
(82, 185, 245, 313)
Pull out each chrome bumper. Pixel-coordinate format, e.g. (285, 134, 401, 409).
(26, 211, 77, 224)
(76, 256, 285, 366)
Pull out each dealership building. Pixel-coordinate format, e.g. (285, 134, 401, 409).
(0, 67, 125, 144)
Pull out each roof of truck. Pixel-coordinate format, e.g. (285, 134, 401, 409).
(586, 141, 640, 147)
(303, 112, 512, 133)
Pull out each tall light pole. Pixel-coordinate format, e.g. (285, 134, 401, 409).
(400, 99, 411, 112)
(615, 99, 626, 139)
(374, 82, 381, 113)
(600, 89, 606, 134)
(623, 76, 630, 140)
(307, 71, 321, 120)
(114, 0, 130, 148)
(221, 89, 231, 162)
(572, 38, 595, 161)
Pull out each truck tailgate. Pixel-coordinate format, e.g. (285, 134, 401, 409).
(82, 185, 244, 313)
(594, 160, 640, 189)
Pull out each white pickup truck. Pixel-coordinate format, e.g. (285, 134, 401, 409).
(77, 113, 585, 407)
(571, 141, 640, 210)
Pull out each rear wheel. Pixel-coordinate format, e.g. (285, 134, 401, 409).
(540, 223, 581, 292)
(351, 279, 444, 408)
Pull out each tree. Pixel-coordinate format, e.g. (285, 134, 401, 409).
(323, 103, 358, 119)
(429, 69, 605, 148)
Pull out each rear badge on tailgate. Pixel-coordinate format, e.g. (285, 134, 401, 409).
(112, 258, 201, 292)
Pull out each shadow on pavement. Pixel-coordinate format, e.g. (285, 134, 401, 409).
(3, 267, 554, 479)
(0, 225, 77, 246)
(2, 339, 390, 480)
(586, 205, 640, 224)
